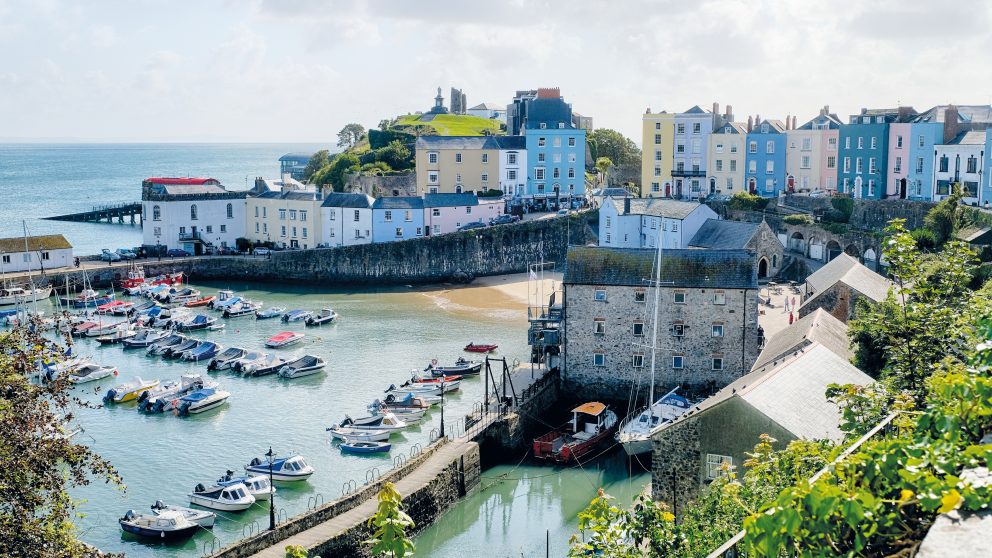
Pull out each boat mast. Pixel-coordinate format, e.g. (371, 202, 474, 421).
(23, 221, 39, 315)
(647, 220, 665, 420)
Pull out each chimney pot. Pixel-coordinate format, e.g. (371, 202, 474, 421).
(792, 115, 798, 129)
(786, 115, 791, 130)
(747, 116, 753, 132)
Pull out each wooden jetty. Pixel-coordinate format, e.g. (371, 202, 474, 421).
(44, 202, 142, 224)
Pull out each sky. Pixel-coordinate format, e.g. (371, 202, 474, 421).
(2, 0, 992, 146)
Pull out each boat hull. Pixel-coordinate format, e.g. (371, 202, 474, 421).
(120, 520, 198, 540)
(188, 495, 253, 512)
(618, 435, 653, 457)
(243, 467, 313, 482)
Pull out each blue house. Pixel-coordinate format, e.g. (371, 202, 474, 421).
(521, 90, 586, 207)
(744, 119, 787, 196)
(906, 121, 944, 200)
(371, 197, 425, 243)
(985, 129, 992, 206)
(838, 108, 917, 199)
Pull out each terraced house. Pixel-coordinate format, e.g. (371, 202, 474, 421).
(245, 179, 322, 249)
(707, 121, 747, 196)
(521, 88, 586, 206)
(141, 177, 246, 254)
(641, 109, 676, 197)
(561, 246, 762, 401)
(786, 107, 841, 193)
(744, 119, 787, 196)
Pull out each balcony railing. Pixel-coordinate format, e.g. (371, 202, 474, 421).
(178, 231, 205, 242)
(671, 169, 706, 178)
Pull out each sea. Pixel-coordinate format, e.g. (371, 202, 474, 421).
(0, 143, 327, 255)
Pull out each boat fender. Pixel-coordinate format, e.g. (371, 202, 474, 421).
(194, 483, 206, 493)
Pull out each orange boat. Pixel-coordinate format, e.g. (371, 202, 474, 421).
(532, 402, 619, 464)
(184, 296, 216, 308)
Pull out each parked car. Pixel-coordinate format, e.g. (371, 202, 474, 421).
(556, 209, 571, 216)
(489, 215, 518, 226)
(166, 248, 191, 257)
(458, 221, 487, 231)
(254, 248, 272, 256)
(100, 249, 121, 262)
(116, 248, 136, 260)
(217, 246, 238, 255)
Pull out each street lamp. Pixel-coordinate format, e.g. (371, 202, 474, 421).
(265, 447, 276, 531)
(439, 379, 445, 438)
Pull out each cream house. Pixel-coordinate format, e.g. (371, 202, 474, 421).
(246, 183, 323, 249)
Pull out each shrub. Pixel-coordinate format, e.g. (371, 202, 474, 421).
(820, 208, 848, 224)
(822, 222, 848, 235)
(783, 214, 813, 225)
(830, 196, 854, 220)
(728, 191, 770, 211)
(910, 227, 939, 250)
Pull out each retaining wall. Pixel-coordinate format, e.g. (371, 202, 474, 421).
(481, 368, 561, 452)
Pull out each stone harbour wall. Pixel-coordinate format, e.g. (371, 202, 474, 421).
(651, 415, 701, 517)
(482, 368, 562, 452)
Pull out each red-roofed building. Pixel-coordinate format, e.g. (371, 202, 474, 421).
(141, 177, 245, 254)
(143, 177, 221, 186)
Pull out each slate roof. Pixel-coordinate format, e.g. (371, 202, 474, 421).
(145, 183, 246, 198)
(525, 97, 576, 129)
(956, 226, 992, 244)
(913, 105, 992, 124)
(803, 253, 892, 303)
(681, 105, 709, 115)
(423, 193, 479, 207)
(321, 192, 374, 209)
(416, 136, 492, 150)
(751, 119, 786, 133)
(653, 343, 872, 443)
(947, 131, 987, 145)
(797, 113, 843, 130)
(751, 309, 852, 372)
(489, 136, 526, 149)
(469, 103, 503, 111)
(372, 197, 424, 210)
(253, 189, 320, 201)
(144, 177, 220, 185)
(609, 197, 704, 220)
(0, 234, 72, 253)
(563, 246, 756, 289)
(713, 122, 748, 134)
(688, 219, 759, 250)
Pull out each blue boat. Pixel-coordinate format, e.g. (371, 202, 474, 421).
(60, 289, 115, 308)
(244, 454, 314, 481)
(184, 341, 221, 361)
(340, 441, 391, 454)
(281, 309, 312, 323)
(178, 314, 217, 331)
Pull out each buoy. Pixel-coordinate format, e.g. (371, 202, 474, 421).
(113, 369, 119, 376)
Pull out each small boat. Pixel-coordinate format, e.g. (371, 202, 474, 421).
(164, 338, 199, 359)
(177, 314, 217, 331)
(372, 405, 425, 424)
(67, 363, 118, 384)
(427, 357, 483, 376)
(240, 354, 287, 377)
(533, 402, 619, 464)
(95, 328, 137, 345)
(183, 341, 221, 362)
(244, 454, 314, 482)
(146, 334, 186, 356)
(0, 286, 53, 306)
(216, 471, 275, 500)
(60, 289, 114, 308)
(150, 500, 215, 528)
(207, 290, 237, 309)
(281, 309, 312, 323)
(168, 387, 230, 415)
(408, 374, 463, 384)
(327, 426, 391, 442)
(207, 323, 225, 332)
(265, 331, 304, 348)
(337, 412, 408, 432)
(96, 300, 129, 315)
(384, 383, 444, 398)
(71, 321, 99, 336)
(86, 322, 131, 338)
(184, 295, 216, 308)
(340, 441, 391, 454)
(464, 342, 498, 353)
(103, 377, 160, 403)
(110, 302, 137, 316)
(380, 393, 433, 410)
(46, 355, 93, 377)
(207, 347, 248, 371)
(400, 377, 460, 393)
(119, 509, 199, 540)
(255, 307, 286, 320)
(124, 328, 170, 348)
(158, 287, 201, 305)
(119, 268, 147, 290)
(138, 374, 213, 413)
(223, 301, 261, 318)
(617, 388, 692, 456)
(305, 308, 338, 327)
(188, 482, 255, 512)
(229, 351, 268, 373)
(278, 355, 326, 379)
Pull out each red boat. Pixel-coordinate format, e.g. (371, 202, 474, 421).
(184, 296, 216, 308)
(409, 374, 463, 384)
(96, 300, 128, 314)
(464, 342, 498, 353)
(532, 402, 619, 464)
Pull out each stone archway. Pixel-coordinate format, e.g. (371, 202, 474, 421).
(808, 236, 824, 261)
(863, 248, 878, 271)
(826, 240, 842, 261)
(845, 244, 861, 259)
(789, 231, 805, 253)
(758, 257, 769, 279)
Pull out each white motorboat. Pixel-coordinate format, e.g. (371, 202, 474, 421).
(207, 347, 248, 371)
(217, 471, 276, 500)
(119, 509, 199, 540)
(123, 328, 169, 349)
(281, 309, 312, 323)
(223, 301, 261, 318)
(239, 354, 287, 377)
(67, 363, 118, 384)
(207, 290, 238, 310)
(0, 286, 53, 306)
(244, 454, 314, 482)
(150, 500, 215, 528)
(337, 412, 408, 432)
(617, 388, 693, 456)
(169, 387, 230, 416)
(278, 355, 326, 379)
(95, 328, 138, 345)
(229, 350, 268, 373)
(147, 334, 187, 356)
(188, 482, 255, 512)
(305, 308, 338, 327)
(85, 321, 131, 338)
(326, 426, 391, 442)
(45, 355, 92, 377)
(138, 374, 214, 413)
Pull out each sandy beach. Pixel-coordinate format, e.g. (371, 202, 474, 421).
(417, 271, 563, 319)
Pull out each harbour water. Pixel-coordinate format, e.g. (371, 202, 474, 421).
(0, 143, 325, 255)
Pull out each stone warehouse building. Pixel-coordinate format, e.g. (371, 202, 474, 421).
(561, 246, 762, 402)
(799, 253, 892, 323)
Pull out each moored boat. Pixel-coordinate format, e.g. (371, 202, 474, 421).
(207, 347, 247, 371)
(184, 295, 216, 308)
(281, 309, 312, 323)
(337, 412, 408, 432)
(426, 357, 483, 376)
(265, 331, 304, 348)
(176, 314, 217, 331)
(223, 301, 261, 318)
(138, 374, 213, 413)
(61, 289, 114, 308)
(340, 441, 391, 454)
(244, 454, 314, 481)
(464, 342, 498, 353)
(164, 338, 199, 359)
(150, 501, 215, 528)
(104, 377, 160, 403)
(119, 509, 199, 540)
(278, 355, 326, 379)
(183, 341, 221, 362)
(216, 471, 275, 500)
(254, 306, 286, 320)
(326, 426, 391, 442)
(169, 387, 230, 415)
(0, 286, 54, 307)
(95, 328, 137, 345)
(146, 334, 187, 356)
(229, 350, 268, 373)
(240, 354, 287, 377)
(67, 363, 118, 384)
(188, 482, 254, 512)
(532, 402, 618, 464)
(207, 289, 237, 310)
(124, 328, 170, 348)
(305, 308, 337, 326)
(617, 388, 692, 456)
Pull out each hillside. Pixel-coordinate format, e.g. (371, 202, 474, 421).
(395, 113, 503, 136)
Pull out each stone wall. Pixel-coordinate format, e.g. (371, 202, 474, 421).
(482, 369, 561, 452)
(798, 282, 868, 324)
(850, 198, 933, 231)
(345, 173, 417, 198)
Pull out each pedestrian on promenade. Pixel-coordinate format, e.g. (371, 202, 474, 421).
(788, 312, 794, 325)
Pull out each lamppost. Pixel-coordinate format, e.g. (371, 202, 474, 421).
(439, 379, 445, 438)
(156, 240, 161, 261)
(265, 447, 275, 531)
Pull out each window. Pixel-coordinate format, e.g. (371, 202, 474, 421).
(677, 123, 685, 134)
(428, 152, 438, 164)
(190, 204, 198, 220)
(672, 323, 685, 337)
(632, 354, 644, 368)
(939, 156, 949, 173)
(672, 222, 678, 232)
(897, 135, 903, 148)
(507, 169, 517, 181)
(918, 135, 925, 148)
(1, 254, 9, 264)
(300, 210, 307, 221)
(715, 160, 723, 172)
(302, 227, 308, 238)
(221, 225, 227, 234)
(870, 137, 877, 149)
(632, 322, 645, 336)
(634, 289, 646, 302)
(715, 143, 724, 154)
(765, 179, 775, 192)
(568, 168, 576, 179)
(507, 152, 517, 164)
(801, 155, 811, 169)
(395, 227, 403, 238)
(894, 156, 902, 173)
(868, 158, 877, 174)
(801, 137, 812, 151)
(415, 227, 422, 236)
(540, 123, 547, 129)
(730, 160, 737, 171)
(279, 209, 286, 220)
(605, 216, 611, 227)
(568, 136, 576, 148)
(481, 153, 489, 163)
(712, 357, 724, 370)
(329, 209, 336, 221)
(594, 289, 607, 301)
(843, 157, 851, 172)
(384, 210, 393, 222)
(262, 207, 267, 218)
(404, 210, 412, 222)
(593, 318, 606, 334)
(289, 210, 297, 220)
(749, 141, 757, 154)
(152, 205, 161, 221)
(538, 137, 546, 147)
(712, 291, 726, 305)
(226, 203, 233, 219)
(292, 226, 297, 237)
(481, 173, 489, 182)
(256, 223, 260, 233)
(535, 168, 545, 180)
(844, 137, 851, 149)
(766, 160, 774, 174)
(761, 123, 769, 133)
(538, 152, 546, 163)
(355, 229, 362, 239)
(466, 206, 472, 214)
(280, 225, 286, 237)
(432, 208, 441, 217)
(455, 153, 462, 163)
(676, 143, 685, 154)
(856, 158, 863, 174)
(726, 177, 733, 189)
(652, 182, 660, 192)
(766, 140, 775, 154)
(263, 223, 267, 233)
(672, 356, 684, 369)
(916, 157, 924, 173)
(553, 168, 560, 179)
(691, 139, 701, 154)
(712, 324, 724, 337)
(41, 252, 50, 261)
(568, 153, 577, 163)
(693, 122, 700, 133)
(553, 137, 561, 147)
(827, 156, 836, 169)
(828, 137, 837, 149)
(655, 122, 661, 130)
(593, 352, 606, 367)
(654, 167, 662, 177)
(706, 454, 732, 480)
(353, 210, 360, 222)
(748, 160, 757, 174)
(967, 156, 978, 174)
(205, 225, 213, 233)
(857, 137, 864, 149)
(654, 134, 662, 145)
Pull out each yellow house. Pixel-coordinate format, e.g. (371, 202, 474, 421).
(641, 110, 675, 197)
(246, 180, 323, 249)
(415, 136, 500, 195)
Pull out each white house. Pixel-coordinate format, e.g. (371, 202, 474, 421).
(0, 234, 73, 273)
(141, 178, 247, 254)
(321, 192, 375, 247)
(466, 102, 507, 123)
(599, 197, 718, 249)
(495, 136, 528, 197)
(934, 131, 986, 205)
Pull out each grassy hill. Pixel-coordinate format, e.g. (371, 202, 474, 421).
(395, 113, 503, 136)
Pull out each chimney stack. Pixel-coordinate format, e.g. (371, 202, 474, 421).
(725, 104, 734, 121)
(646, 107, 652, 114)
(747, 115, 753, 132)
(819, 106, 826, 117)
(944, 104, 961, 144)
(786, 115, 791, 130)
(755, 114, 761, 127)
(624, 196, 631, 214)
(792, 115, 798, 129)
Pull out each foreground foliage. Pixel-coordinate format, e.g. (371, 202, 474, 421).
(0, 326, 123, 557)
(365, 482, 415, 557)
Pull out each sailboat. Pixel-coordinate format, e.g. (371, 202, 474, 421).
(616, 230, 692, 457)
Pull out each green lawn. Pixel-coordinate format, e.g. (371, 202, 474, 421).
(395, 113, 503, 136)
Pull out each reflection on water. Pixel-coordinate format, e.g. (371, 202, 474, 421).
(415, 450, 649, 557)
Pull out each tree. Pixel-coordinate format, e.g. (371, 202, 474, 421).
(303, 149, 330, 181)
(0, 325, 123, 557)
(376, 140, 412, 170)
(588, 129, 641, 168)
(595, 157, 613, 185)
(365, 482, 414, 557)
(312, 153, 361, 192)
(337, 123, 367, 149)
(378, 119, 393, 132)
(923, 183, 967, 245)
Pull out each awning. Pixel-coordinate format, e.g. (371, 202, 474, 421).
(572, 402, 607, 416)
